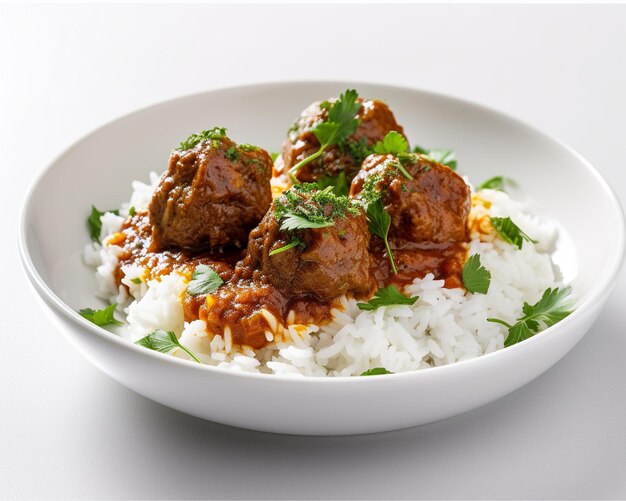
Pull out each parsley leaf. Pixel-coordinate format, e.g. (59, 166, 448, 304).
(360, 367, 393, 376)
(413, 146, 457, 170)
(88, 206, 119, 242)
(280, 213, 335, 231)
(178, 127, 227, 150)
(187, 265, 224, 296)
(128, 206, 136, 217)
(313, 171, 350, 196)
(135, 329, 202, 363)
(373, 131, 409, 155)
(130, 277, 142, 284)
(79, 303, 123, 326)
(270, 152, 279, 162)
(366, 199, 397, 274)
(269, 237, 303, 256)
(288, 89, 362, 179)
(338, 136, 373, 166)
(477, 176, 516, 192)
(488, 286, 575, 347)
(357, 285, 417, 311)
(491, 216, 538, 249)
(462, 254, 491, 294)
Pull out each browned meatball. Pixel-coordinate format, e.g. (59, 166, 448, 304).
(149, 128, 272, 251)
(247, 185, 374, 301)
(277, 95, 406, 184)
(350, 153, 471, 244)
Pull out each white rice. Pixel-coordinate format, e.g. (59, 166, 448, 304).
(84, 175, 566, 377)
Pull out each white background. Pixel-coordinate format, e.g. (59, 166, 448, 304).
(2, 3, 625, 499)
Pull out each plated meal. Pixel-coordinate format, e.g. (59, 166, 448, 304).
(81, 88, 575, 377)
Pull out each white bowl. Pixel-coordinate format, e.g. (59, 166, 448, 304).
(19, 81, 625, 435)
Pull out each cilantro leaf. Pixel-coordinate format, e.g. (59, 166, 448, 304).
(357, 285, 417, 311)
(413, 146, 457, 170)
(373, 131, 409, 155)
(178, 127, 227, 150)
(280, 213, 335, 231)
(462, 254, 491, 294)
(88, 205, 119, 242)
(360, 367, 393, 376)
(491, 216, 538, 249)
(269, 237, 303, 256)
(79, 303, 123, 326)
(288, 89, 362, 179)
(135, 329, 202, 363)
(186, 265, 224, 296)
(488, 286, 575, 347)
(477, 176, 516, 192)
(366, 199, 397, 274)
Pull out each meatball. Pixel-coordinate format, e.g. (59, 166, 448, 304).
(277, 93, 406, 184)
(350, 153, 471, 244)
(149, 128, 272, 251)
(247, 185, 374, 301)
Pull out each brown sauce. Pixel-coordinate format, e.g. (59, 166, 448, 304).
(111, 209, 466, 351)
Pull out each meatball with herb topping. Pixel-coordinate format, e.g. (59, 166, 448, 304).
(247, 185, 374, 301)
(277, 89, 406, 187)
(350, 152, 471, 244)
(149, 127, 272, 251)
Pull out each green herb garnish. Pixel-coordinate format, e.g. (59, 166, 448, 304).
(477, 176, 515, 192)
(128, 206, 136, 217)
(178, 127, 227, 151)
(357, 285, 417, 311)
(88, 205, 119, 241)
(186, 264, 224, 296)
(313, 171, 350, 196)
(274, 185, 359, 232)
(338, 136, 373, 165)
(366, 199, 397, 274)
(413, 146, 457, 170)
(270, 152, 279, 162)
(488, 286, 574, 347)
(135, 329, 202, 363)
(491, 216, 537, 249)
(373, 131, 409, 155)
(224, 146, 240, 162)
(130, 277, 142, 284)
(269, 237, 303, 256)
(462, 254, 491, 294)
(360, 367, 393, 376)
(288, 89, 362, 179)
(79, 303, 123, 326)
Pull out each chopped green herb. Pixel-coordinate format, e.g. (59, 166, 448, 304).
(313, 171, 350, 196)
(491, 216, 537, 249)
(477, 176, 516, 192)
(79, 303, 123, 326)
(270, 152, 279, 162)
(239, 143, 260, 152)
(130, 277, 142, 285)
(288, 89, 362, 179)
(224, 146, 240, 162)
(360, 367, 393, 376)
(135, 329, 202, 363)
(462, 254, 491, 294)
(366, 199, 397, 274)
(88, 205, 119, 241)
(388, 159, 414, 181)
(413, 146, 457, 170)
(187, 264, 224, 296)
(178, 127, 227, 151)
(373, 131, 409, 155)
(357, 285, 417, 311)
(488, 286, 574, 347)
(338, 136, 373, 165)
(274, 185, 360, 232)
(128, 206, 136, 217)
(269, 237, 303, 256)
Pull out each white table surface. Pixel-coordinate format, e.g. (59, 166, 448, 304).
(2, 3, 625, 499)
